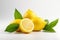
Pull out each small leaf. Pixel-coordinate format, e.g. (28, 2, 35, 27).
(48, 19, 58, 27)
(45, 19, 58, 30)
(44, 28, 55, 32)
(43, 19, 49, 30)
(5, 23, 19, 32)
(43, 19, 58, 32)
(45, 19, 49, 24)
(14, 8, 23, 19)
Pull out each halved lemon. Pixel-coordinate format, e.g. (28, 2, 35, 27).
(19, 18, 34, 33)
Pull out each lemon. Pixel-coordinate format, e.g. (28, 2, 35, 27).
(23, 9, 36, 19)
(24, 9, 47, 31)
(32, 17, 47, 31)
(11, 19, 21, 24)
(19, 18, 34, 33)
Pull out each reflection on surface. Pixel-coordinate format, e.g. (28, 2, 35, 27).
(0, 31, 58, 40)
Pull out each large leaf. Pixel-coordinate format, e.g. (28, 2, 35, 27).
(43, 19, 58, 32)
(43, 19, 49, 30)
(5, 23, 19, 32)
(14, 8, 23, 19)
(45, 19, 58, 30)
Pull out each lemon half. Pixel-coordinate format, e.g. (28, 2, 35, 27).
(20, 18, 34, 33)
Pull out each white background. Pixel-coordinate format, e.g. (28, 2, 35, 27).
(0, 0, 60, 40)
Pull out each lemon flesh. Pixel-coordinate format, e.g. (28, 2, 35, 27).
(20, 18, 34, 33)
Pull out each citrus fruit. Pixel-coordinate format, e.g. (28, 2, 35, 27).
(24, 9, 47, 31)
(11, 19, 21, 24)
(23, 9, 36, 19)
(32, 17, 47, 31)
(19, 18, 34, 33)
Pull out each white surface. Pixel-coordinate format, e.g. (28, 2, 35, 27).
(0, 0, 60, 40)
(0, 21, 59, 40)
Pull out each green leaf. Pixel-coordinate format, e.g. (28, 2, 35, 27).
(45, 19, 49, 24)
(43, 19, 49, 30)
(45, 19, 58, 30)
(43, 19, 58, 32)
(44, 28, 55, 32)
(5, 23, 19, 32)
(14, 8, 23, 19)
(48, 19, 58, 27)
